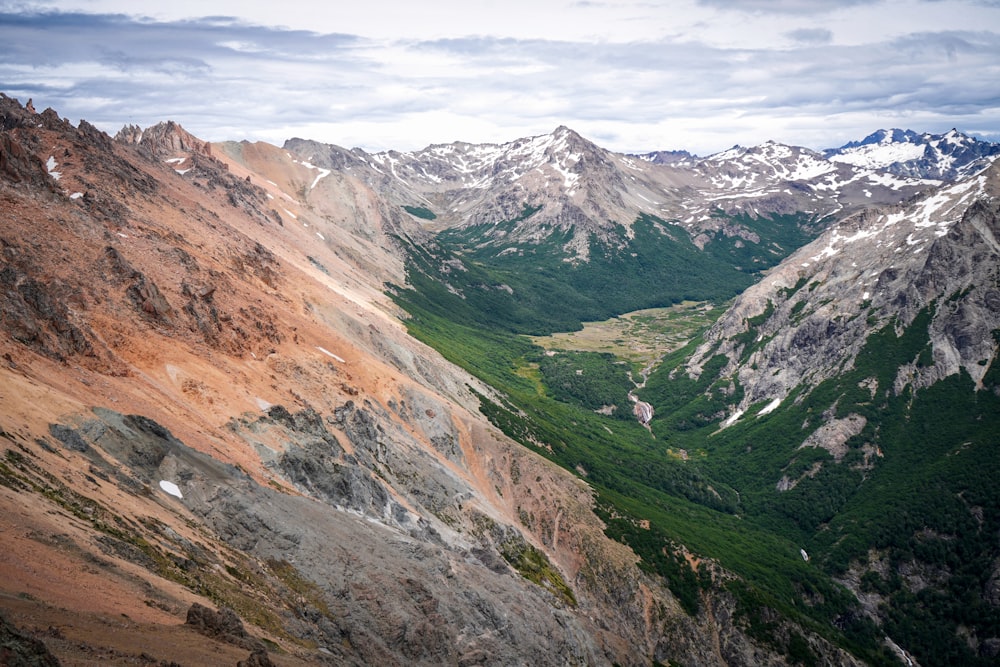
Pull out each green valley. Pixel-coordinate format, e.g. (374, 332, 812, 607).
(390, 193, 1000, 666)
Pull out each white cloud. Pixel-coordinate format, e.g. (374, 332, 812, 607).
(785, 27, 834, 43)
(2, 1, 998, 155)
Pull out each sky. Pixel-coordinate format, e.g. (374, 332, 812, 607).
(1, 0, 999, 155)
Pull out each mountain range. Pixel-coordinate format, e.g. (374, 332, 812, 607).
(824, 128, 1000, 180)
(1, 92, 998, 666)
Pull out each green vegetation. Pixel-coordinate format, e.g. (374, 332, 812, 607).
(537, 350, 633, 418)
(402, 204, 437, 220)
(394, 210, 816, 335)
(389, 203, 1000, 665)
(499, 536, 577, 606)
(639, 304, 1000, 666)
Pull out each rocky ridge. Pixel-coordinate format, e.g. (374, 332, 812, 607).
(825, 128, 1000, 181)
(685, 157, 1000, 417)
(284, 126, 951, 263)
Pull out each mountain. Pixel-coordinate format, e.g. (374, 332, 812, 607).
(684, 157, 1000, 409)
(0, 94, 879, 665)
(3, 90, 999, 666)
(288, 127, 938, 254)
(825, 127, 1000, 180)
(284, 128, 947, 335)
(634, 158, 1000, 665)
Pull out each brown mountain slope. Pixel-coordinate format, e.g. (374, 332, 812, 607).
(0, 94, 860, 665)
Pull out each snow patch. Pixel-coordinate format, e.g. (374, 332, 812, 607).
(758, 398, 782, 416)
(829, 140, 925, 169)
(159, 480, 183, 499)
(46, 156, 61, 180)
(722, 409, 745, 427)
(317, 346, 346, 363)
(294, 159, 332, 188)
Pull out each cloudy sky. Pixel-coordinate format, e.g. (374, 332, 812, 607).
(1, 0, 999, 154)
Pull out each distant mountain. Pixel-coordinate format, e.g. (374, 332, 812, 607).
(288, 127, 934, 259)
(285, 128, 943, 333)
(632, 148, 697, 165)
(825, 127, 1000, 180)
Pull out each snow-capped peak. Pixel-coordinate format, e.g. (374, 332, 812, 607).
(825, 128, 1000, 180)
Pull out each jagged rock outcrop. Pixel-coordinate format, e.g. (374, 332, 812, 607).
(0, 263, 96, 361)
(117, 119, 213, 158)
(185, 604, 263, 651)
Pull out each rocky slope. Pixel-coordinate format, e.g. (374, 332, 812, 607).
(685, 155, 1000, 414)
(640, 154, 1000, 667)
(0, 93, 869, 665)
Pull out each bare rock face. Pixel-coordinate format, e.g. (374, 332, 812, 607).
(0, 133, 56, 191)
(0, 612, 61, 667)
(113, 123, 142, 145)
(798, 414, 867, 462)
(0, 96, 60, 193)
(103, 246, 175, 324)
(238, 647, 277, 667)
(914, 199, 1000, 390)
(985, 559, 1000, 608)
(633, 399, 654, 426)
(185, 604, 263, 652)
(0, 267, 94, 361)
(119, 119, 212, 158)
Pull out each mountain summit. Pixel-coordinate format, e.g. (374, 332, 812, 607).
(825, 127, 1000, 180)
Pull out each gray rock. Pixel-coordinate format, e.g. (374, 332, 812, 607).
(0, 611, 62, 666)
(185, 603, 263, 652)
